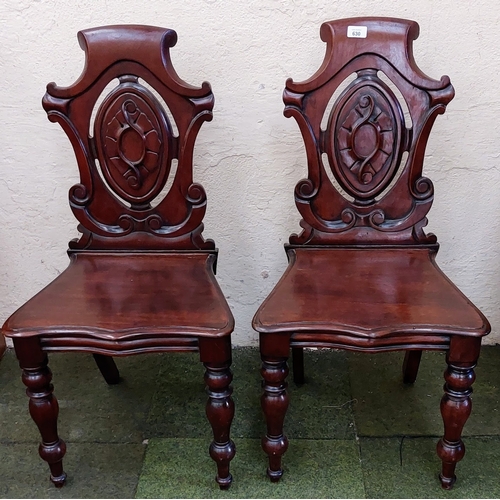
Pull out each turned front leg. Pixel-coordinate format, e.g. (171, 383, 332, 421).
(261, 358, 289, 482)
(204, 363, 235, 490)
(20, 352, 67, 487)
(437, 361, 475, 489)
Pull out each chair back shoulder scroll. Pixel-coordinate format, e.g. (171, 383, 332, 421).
(43, 25, 215, 252)
(285, 18, 455, 246)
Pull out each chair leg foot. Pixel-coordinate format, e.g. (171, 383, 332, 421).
(16, 339, 67, 488)
(214, 465, 232, 490)
(50, 471, 68, 488)
(267, 466, 284, 482)
(261, 357, 289, 482)
(439, 470, 457, 490)
(204, 362, 235, 489)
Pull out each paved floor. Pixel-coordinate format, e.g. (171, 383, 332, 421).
(0, 346, 499, 498)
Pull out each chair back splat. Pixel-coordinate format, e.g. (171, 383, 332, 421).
(284, 18, 454, 246)
(43, 25, 215, 252)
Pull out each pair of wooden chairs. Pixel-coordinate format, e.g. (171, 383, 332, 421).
(1, 18, 489, 491)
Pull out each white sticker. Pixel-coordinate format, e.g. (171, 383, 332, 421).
(347, 26, 367, 38)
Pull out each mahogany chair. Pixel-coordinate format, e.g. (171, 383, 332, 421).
(1, 26, 235, 489)
(253, 17, 490, 489)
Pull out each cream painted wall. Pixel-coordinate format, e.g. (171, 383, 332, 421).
(0, 0, 499, 346)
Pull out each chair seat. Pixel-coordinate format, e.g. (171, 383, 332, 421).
(253, 247, 489, 338)
(3, 252, 233, 340)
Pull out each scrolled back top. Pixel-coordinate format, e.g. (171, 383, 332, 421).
(46, 25, 210, 99)
(286, 17, 449, 93)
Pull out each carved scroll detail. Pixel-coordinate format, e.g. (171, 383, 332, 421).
(283, 19, 455, 245)
(43, 26, 216, 251)
(95, 85, 169, 207)
(328, 81, 403, 202)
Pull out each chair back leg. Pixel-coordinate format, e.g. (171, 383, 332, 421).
(402, 350, 423, 384)
(0, 334, 6, 358)
(292, 347, 305, 385)
(93, 354, 120, 385)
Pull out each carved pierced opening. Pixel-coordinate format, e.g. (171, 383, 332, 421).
(80, 75, 190, 214)
(90, 77, 178, 211)
(138, 78, 179, 137)
(374, 150, 409, 201)
(377, 71, 412, 129)
(321, 152, 355, 202)
(150, 158, 178, 208)
(89, 79, 120, 136)
(320, 73, 357, 132)
(319, 72, 409, 205)
(321, 151, 409, 204)
(94, 158, 132, 208)
(321, 70, 406, 204)
(283, 19, 455, 246)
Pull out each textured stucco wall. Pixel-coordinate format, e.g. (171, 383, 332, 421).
(1, 0, 499, 346)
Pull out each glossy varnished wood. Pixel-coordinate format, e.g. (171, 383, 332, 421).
(255, 248, 488, 339)
(291, 347, 304, 385)
(5, 253, 233, 340)
(2, 25, 234, 489)
(253, 17, 490, 489)
(92, 354, 120, 385)
(0, 334, 6, 359)
(42, 26, 216, 252)
(403, 350, 423, 384)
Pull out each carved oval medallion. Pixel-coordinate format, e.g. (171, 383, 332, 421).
(327, 81, 404, 201)
(94, 85, 172, 206)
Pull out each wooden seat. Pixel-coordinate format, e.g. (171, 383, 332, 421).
(5, 253, 233, 341)
(255, 248, 488, 340)
(253, 17, 490, 489)
(1, 25, 235, 489)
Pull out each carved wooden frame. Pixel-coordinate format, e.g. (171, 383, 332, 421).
(284, 18, 455, 246)
(43, 25, 215, 251)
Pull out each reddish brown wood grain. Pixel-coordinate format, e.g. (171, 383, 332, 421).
(255, 248, 488, 338)
(1, 25, 234, 489)
(5, 253, 233, 340)
(0, 334, 5, 358)
(253, 17, 490, 489)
